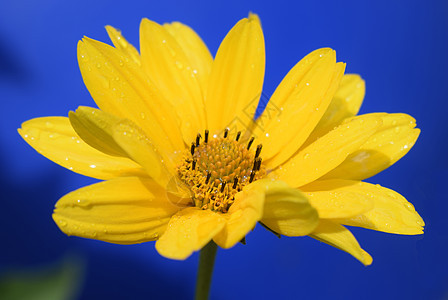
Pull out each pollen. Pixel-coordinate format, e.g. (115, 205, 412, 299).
(177, 130, 266, 213)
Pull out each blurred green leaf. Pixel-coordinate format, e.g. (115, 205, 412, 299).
(0, 255, 84, 300)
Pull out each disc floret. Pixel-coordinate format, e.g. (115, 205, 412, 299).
(177, 130, 266, 212)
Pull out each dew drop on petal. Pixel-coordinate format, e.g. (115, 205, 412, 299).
(76, 199, 91, 207)
(175, 61, 183, 69)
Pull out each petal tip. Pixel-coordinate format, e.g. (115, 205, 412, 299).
(248, 12, 261, 24)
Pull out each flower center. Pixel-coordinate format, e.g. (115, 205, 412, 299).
(177, 129, 266, 213)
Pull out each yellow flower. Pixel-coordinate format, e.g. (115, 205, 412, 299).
(19, 14, 424, 265)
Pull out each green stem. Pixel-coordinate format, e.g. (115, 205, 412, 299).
(195, 241, 218, 300)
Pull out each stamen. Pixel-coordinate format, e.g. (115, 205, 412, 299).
(220, 181, 227, 192)
(190, 143, 195, 155)
(233, 176, 239, 189)
(249, 170, 256, 183)
(196, 133, 201, 147)
(224, 128, 229, 138)
(247, 137, 255, 150)
(204, 130, 209, 143)
(255, 157, 262, 171)
(252, 158, 258, 171)
(205, 172, 211, 184)
(255, 144, 262, 158)
(236, 131, 241, 141)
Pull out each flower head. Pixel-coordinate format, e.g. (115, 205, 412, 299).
(19, 14, 424, 265)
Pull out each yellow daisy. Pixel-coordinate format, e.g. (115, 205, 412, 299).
(19, 14, 424, 265)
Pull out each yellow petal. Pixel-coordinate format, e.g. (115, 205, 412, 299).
(205, 14, 265, 135)
(53, 177, 181, 244)
(69, 106, 127, 157)
(18, 117, 146, 180)
(164, 22, 213, 95)
(213, 183, 265, 248)
(302, 190, 373, 219)
(112, 119, 191, 199)
(155, 207, 226, 260)
(302, 179, 425, 234)
(254, 179, 319, 236)
(105, 25, 141, 66)
(254, 48, 345, 168)
(304, 74, 365, 146)
(323, 113, 420, 180)
(140, 19, 205, 143)
(78, 37, 184, 154)
(310, 220, 373, 266)
(275, 114, 382, 187)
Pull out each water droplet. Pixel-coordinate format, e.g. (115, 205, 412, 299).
(303, 153, 310, 159)
(89, 164, 97, 168)
(76, 199, 91, 207)
(96, 63, 101, 68)
(175, 61, 183, 69)
(403, 202, 414, 211)
(140, 112, 146, 120)
(305, 82, 310, 86)
(392, 120, 397, 126)
(59, 220, 67, 227)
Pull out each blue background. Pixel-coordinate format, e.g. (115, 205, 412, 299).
(1, 0, 447, 299)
